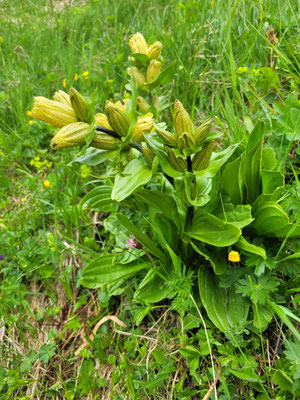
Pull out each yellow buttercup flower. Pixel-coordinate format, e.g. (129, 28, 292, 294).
(43, 180, 51, 188)
(27, 110, 33, 116)
(32, 96, 78, 128)
(83, 71, 89, 76)
(62, 79, 66, 88)
(228, 251, 240, 262)
(28, 120, 34, 125)
(74, 73, 78, 81)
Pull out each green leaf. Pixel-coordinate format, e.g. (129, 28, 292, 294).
(222, 154, 246, 204)
(186, 209, 241, 247)
(261, 170, 284, 194)
(244, 121, 265, 203)
(112, 159, 152, 201)
(230, 368, 262, 383)
(195, 144, 239, 177)
(117, 214, 167, 261)
(145, 61, 176, 91)
(134, 264, 172, 303)
(191, 241, 227, 275)
(80, 185, 116, 212)
(69, 147, 119, 166)
(135, 189, 180, 228)
(198, 268, 230, 332)
(80, 254, 149, 289)
(131, 53, 150, 68)
(272, 370, 293, 392)
(252, 201, 300, 238)
(206, 199, 253, 229)
(262, 148, 277, 170)
(268, 301, 300, 342)
(235, 237, 266, 259)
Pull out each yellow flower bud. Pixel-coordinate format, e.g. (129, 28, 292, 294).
(178, 132, 196, 153)
(69, 87, 90, 122)
(146, 60, 162, 83)
(95, 113, 112, 130)
(155, 127, 178, 147)
(132, 113, 154, 143)
(127, 67, 146, 87)
(53, 90, 72, 107)
(194, 119, 212, 145)
(51, 122, 91, 150)
(92, 132, 121, 150)
(105, 101, 130, 137)
(228, 250, 240, 262)
(33, 96, 78, 128)
(137, 97, 150, 113)
(128, 32, 148, 54)
(173, 100, 194, 137)
(147, 41, 163, 59)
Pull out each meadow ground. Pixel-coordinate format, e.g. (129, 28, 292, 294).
(0, 0, 299, 399)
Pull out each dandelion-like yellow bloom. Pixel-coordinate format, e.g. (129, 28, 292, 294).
(83, 71, 89, 76)
(62, 79, 66, 88)
(43, 180, 51, 188)
(32, 96, 78, 128)
(27, 110, 33, 117)
(28, 120, 34, 125)
(228, 251, 240, 262)
(74, 73, 78, 81)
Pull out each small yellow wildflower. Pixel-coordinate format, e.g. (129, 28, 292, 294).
(80, 165, 91, 178)
(62, 79, 66, 88)
(74, 73, 78, 81)
(237, 67, 248, 74)
(27, 110, 33, 116)
(251, 68, 260, 76)
(21, 198, 26, 203)
(28, 120, 34, 125)
(34, 156, 40, 161)
(43, 180, 51, 188)
(228, 250, 240, 262)
(83, 71, 89, 76)
(33, 26, 36, 30)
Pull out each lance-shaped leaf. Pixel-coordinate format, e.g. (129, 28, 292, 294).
(80, 185, 115, 212)
(69, 147, 119, 166)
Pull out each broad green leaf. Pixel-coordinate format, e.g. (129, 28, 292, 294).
(149, 212, 179, 250)
(244, 121, 265, 203)
(191, 240, 227, 275)
(252, 201, 300, 238)
(235, 237, 266, 259)
(186, 209, 241, 247)
(272, 370, 293, 393)
(261, 170, 284, 194)
(134, 264, 172, 303)
(222, 154, 246, 204)
(69, 147, 119, 166)
(145, 61, 176, 91)
(112, 159, 152, 201)
(184, 173, 212, 207)
(80, 185, 115, 212)
(198, 268, 231, 332)
(80, 254, 149, 288)
(226, 289, 250, 330)
(117, 214, 167, 261)
(206, 199, 253, 229)
(131, 53, 150, 68)
(262, 148, 277, 170)
(230, 368, 262, 383)
(135, 189, 180, 228)
(195, 144, 239, 177)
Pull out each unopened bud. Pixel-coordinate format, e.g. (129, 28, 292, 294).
(142, 146, 155, 168)
(69, 88, 90, 122)
(51, 122, 90, 150)
(127, 67, 146, 87)
(178, 132, 196, 153)
(95, 113, 112, 130)
(33, 96, 78, 128)
(137, 97, 150, 113)
(156, 127, 177, 147)
(53, 90, 72, 107)
(194, 119, 212, 145)
(105, 100, 130, 137)
(132, 113, 154, 143)
(164, 145, 187, 172)
(192, 141, 215, 171)
(173, 100, 193, 137)
(146, 60, 162, 83)
(92, 133, 121, 150)
(147, 41, 163, 60)
(128, 32, 148, 54)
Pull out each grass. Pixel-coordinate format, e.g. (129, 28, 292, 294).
(0, 0, 299, 398)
